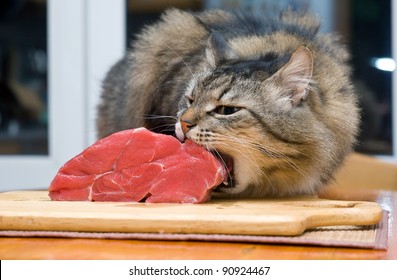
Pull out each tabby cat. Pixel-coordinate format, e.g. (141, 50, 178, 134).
(97, 9, 359, 198)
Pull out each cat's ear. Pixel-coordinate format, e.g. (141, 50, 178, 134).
(275, 46, 313, 107)
(206, 31, 239, 68)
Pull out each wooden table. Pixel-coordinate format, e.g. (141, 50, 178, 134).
(0, 187, 395, 260)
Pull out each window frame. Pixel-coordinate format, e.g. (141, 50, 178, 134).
(0, 0, 125, 191)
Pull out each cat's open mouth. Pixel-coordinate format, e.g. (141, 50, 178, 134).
(212, 151, 235, 189)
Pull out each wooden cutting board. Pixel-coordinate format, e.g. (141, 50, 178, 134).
(0, 191, 383, 236)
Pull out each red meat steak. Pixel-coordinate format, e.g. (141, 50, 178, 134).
(48, 128, 227, 203)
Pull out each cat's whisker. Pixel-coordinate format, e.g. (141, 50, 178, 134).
(246, 138, 312, 179)
(244, 143, 312, 193)
(163, 43, 197, 82)
(209, 145, 235, 188)
(146, 123, 176, 134)
(193, 139, 234, 187)
(212, 132, 313, 189)
(141, 114, 178, 121)
(137, 114, 178, 134)
(210, 133, 272, 186)
(258, 144, 314, 186)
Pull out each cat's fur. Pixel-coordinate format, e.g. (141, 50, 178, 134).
(97, 9, 359, 198)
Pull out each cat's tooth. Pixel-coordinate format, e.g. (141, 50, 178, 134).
(175, 122, 185, 142)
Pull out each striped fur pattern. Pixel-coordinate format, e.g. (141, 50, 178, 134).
(97, 9, 359, 198)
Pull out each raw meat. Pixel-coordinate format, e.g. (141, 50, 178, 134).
(48, 128, 227, 203)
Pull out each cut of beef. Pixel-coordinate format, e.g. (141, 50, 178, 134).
(48, 128, 227, 203)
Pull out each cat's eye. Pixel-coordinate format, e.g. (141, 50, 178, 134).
(213, 106, 241, 115)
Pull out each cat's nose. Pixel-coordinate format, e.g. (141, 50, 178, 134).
(180, 120, 196, 134)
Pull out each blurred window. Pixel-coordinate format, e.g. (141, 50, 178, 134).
(0, 0, 47, 155)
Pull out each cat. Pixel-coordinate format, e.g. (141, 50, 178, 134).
(97, 8, 360, 198)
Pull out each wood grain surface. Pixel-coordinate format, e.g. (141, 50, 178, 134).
(0, 188, 395, 260)
(0, 191, 382, 236)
